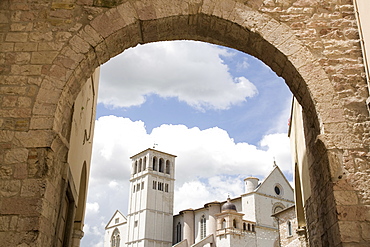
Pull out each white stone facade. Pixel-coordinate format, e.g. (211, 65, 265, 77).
(104, 150, 294, 247)
(104, 211, 128, 247)
(173, 165, 294, 247)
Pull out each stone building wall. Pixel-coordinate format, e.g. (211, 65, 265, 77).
(274, 206, 301, 247)
(0, 0, 369, 246)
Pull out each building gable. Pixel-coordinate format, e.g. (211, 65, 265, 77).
(105, 210, 127, 230)
(255, 165, 294, 201)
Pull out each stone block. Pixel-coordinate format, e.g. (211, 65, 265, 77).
(14, 163, 28, 179)
(360, 222, 370, 241)
(338, 221, 361, 243)
(29, 31, 53, 42)
(17, 96, 32, 108)
(36, 87, 62, 104)
(18, 216, 40, 231)
(69, 35, 91, 54)
(14, 130, 54, 148)
(1, 197, 42, 216)
(10, 23, 33, 31)
(31, 51, 58, 64)
(0, 180, 21, 197)
(2, 95, 17, 107)
(90, 7, 127, 38)
(0, 216, 11, 230)
(334, 190, 358, 205)
(0, 43, 14, 52)
(0, 165, 13, 179)
(20, 179, 46, 197)
(5, 32, 28, 42)
(4, 148, 28, 164)
(78, 24, 103, 47)
(337, 205, 367, 221)
(11, 64, 42, 75)
(30, 117, 54, 130)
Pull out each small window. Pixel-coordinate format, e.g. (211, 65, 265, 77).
(233, 219, 237, 228)
(134, 220, 138, 227)
(275, 186, 280, 195)
(115, 218, 119, 224)
(248, 223, 250, 231)
(137, 183, 140, 191)
(133, 185, 135, 192)
(287, 221, 292, 236)
(222, 219, 226, 229)
(165, 183, 169, 192)
(159, 158, 164, 172)
(166, 160, 170, 174)
(153, 157, 157, 171)
(138, 159, 142, 172)
(274, 184, 283, 196)
(158, 182, 163, 191)
(176, 222, 182, 243)
(243, 222, 246, 231)
(111, 228, 120, 247)
(252, 224, 255, 232)
(200, 215, 206, 239)
(141, 181, 144, 190)
(153, 181, 157, 189)
(143, 157, 147, 170)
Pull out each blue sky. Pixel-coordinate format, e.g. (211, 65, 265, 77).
(82, 41, 293, 247)
(95, 43, 291, 145)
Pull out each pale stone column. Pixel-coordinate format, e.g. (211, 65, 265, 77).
(181, 209, 195, 245)
(205, 202, 220, 236)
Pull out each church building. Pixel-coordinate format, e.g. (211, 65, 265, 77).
(104, 148, 295, 247)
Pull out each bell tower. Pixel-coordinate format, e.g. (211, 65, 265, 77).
(126, 148, 176, 247)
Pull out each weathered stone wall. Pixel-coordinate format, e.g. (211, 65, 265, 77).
(0, 0, 369, 246)
(275, 206, 301, 247)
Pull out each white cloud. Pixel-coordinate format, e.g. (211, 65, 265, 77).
(86, 202, 100, 215)
(83, 116, 292, 245)
(98, 41, 258, 111)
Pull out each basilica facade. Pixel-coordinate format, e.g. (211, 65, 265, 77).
(104, 148, 295, 247)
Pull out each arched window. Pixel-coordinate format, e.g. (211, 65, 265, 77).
(176, 222, 182, 243)
(153, 157, 157, 171)
(272, 202, 285, 214)
(233, 219, 237, 228)
(243, 222, 247, 231)
(111, 228, 120, 247)
(143, 157, 146, 170)
(248, 223, 251, 231)
(134, 161, 137, 174)
(200, 215, 206, 239)
(159, 158, 164, 172)
(116, 234, 120, 247)
(138, 159, 142, 172)
(166, 160, 170, 174)
(287, 221, 292, 236)
(222, 219, 226, 229)
(252, 224, 255, 232)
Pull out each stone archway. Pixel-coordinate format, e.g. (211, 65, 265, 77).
(0, 0, 369, 246)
